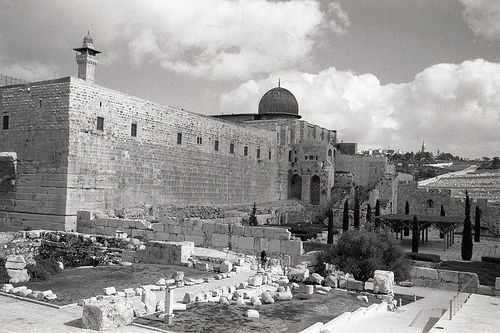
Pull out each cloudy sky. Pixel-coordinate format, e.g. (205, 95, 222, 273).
(1, 0, 500, 158)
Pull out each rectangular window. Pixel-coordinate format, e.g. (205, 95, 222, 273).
(177, 133, 182, 144)
(257, 148, 261, 159)
(96, 116, 104, 131)
(131, 123, 137, 137)
(230, 143, 234, 154)
(288, 150, 292, 162)
(197, 137, 202, 144)
(214, 140, 219, 151)
(269, 150, 272, 160)
(39, 99, 42, 108)
(244, 146, 248, 156)
(2, 115, 9, 130)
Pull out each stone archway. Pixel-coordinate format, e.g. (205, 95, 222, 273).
(290, 174, 302, 200)
(310, 175, 321, 205)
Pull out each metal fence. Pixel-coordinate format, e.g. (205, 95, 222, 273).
(0, 74, 28, 86)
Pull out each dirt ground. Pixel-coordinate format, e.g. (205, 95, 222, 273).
(136, 287, 382, 333)
(19, 263, 213, 305)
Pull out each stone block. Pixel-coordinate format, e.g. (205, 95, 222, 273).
(280, 239, 303, 255)
(231, 225, 245, 236)
(82, 298, 134, 331)
(211, 233, 229, 248)
(269, 239, 281, 253)
(6, 269, 28, 282)
(141, 290, 157, 313)
(220, 261, 233, 273)
(248, 275, 263, 286)
(373, 270, 394, 294)
(414, 267, 438, 280)
(438, 269, 459, 284)
(258, 237, 270, 252)
(287, 267, 309, 282)
(184, 234, 204, 246)
(324, 275, 338, 288)
(347, 279, 364, 291)
(238, 236, 255, 251)
(251, 227, 265, 238)
(458, 272, 479, 293)
(364, 281, 374, 291)
(202, 222, 215, 233)
(495, 277, 500, 291)
(338, 277, 348, 289)
(103, 287, 116, 295)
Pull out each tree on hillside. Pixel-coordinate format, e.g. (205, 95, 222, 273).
(354, 199, 360, 229)
(249, 202, 257, 226)
(327, 209, 334, 244)
(375, 199, 381, 229)
(342, 199, 349, 232)
(461, 191, 473, 260)
(412, 215, 419, 253)
(474, 206, 481, 243)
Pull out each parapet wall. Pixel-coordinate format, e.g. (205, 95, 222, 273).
(77, 211, 304, 256)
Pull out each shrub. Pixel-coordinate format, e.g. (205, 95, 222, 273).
(0, 257, 10, 283)
(26, 257, 62, 282)
(481, 256, 500, 264)
(406, 252, 440, 263)
(319, 229, 411, 282)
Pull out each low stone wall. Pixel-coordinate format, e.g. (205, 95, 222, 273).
(410, 267, 479, 292)
(0, 230, 144, 267)
(136, 241, 194, 266)
(77, 211, 304, 256)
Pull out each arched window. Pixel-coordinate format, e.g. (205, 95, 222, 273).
(328, 149, 333, 163)
(289, 174, 302, 200)
(310, 175, 321, 205)
(427, 199, 434, 208)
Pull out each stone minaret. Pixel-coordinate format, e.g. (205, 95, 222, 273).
(73, 32, 101, 83)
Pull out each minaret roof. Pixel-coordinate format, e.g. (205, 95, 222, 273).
(73, 31, 101, 54)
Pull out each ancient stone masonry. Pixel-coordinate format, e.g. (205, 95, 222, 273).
(398, 181, 500, 234)
(77, 210, 303, 256)
(0, 77, 280, 230)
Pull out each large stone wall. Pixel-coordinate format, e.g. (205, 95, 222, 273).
(334, 155, 391, 187)
(397, 181, 500, 234)
(77, 211, 304, 256)
(0, 78, 74, 231)
(66, 77, 280, 214)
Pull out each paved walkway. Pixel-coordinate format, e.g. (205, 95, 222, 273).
(428, 294, 500, 333)
(332, 286, 457, 333)
(397, 228, 500, 261)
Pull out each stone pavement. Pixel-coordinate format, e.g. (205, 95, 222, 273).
(0, 267, 256, 333)
(330, 286, 457, 333)
(428, 293, 500, 332)
(398, 228, 500, 261)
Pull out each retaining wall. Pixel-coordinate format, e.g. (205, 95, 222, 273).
(410, 267, 479, 292)
(77, 211, 303, 256)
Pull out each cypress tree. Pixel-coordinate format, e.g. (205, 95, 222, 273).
(405, 201, 410, 215)
(249, 202, 257, 226)
(461, 191, 473, 260)
(354, 199, 360, 229)
(439, 205, 445, 239)
(375, 199, 381, 229)
(474, 206, 481, 243)
(327, 210, 334, 244)
(366, 204, 372, 224)
(342, 199, 349, 231)
(412, 215, 419, 253)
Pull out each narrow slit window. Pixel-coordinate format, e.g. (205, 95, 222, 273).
(39, 99, 42, 107)
(288, 150, 292, 162)
(214, 140, 219, 151)
(257, 148, 261, 159)
(197, 137, 202, 144)
(131, 123, 137, 137)
(230, 143, 234, 154)
(96, 116, 104, 131)
(269, 150, 272, 160)
(177, 133, 182, 144)
(2, 115, 9, 130)
(99, 101, 102, 107)
(244, 146, 248, 156)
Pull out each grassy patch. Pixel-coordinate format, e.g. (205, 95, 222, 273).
(438, 261, 500, 286)
(135, 287, 380, 333)
(18, 263, 213, 305)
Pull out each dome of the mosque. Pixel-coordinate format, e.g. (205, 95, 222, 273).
(258, 86, 299, 117)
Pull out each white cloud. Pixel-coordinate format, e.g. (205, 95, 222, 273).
(460, 0, 500, 41)
(326, 2, 351, 35)
(0, 62, 58, 82)
(220, 59, 500, 158)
